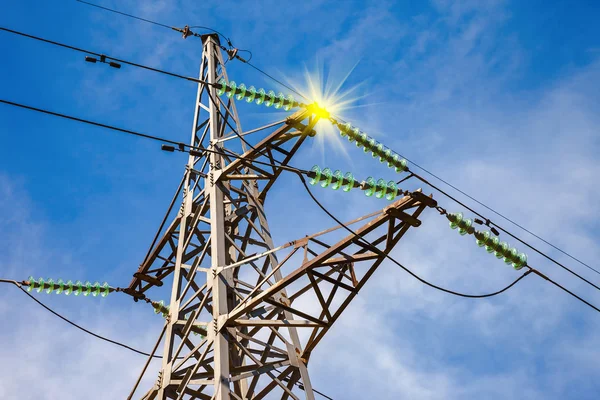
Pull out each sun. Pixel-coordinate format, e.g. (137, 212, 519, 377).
(285, 62, 369, 158)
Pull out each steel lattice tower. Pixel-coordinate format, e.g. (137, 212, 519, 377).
(127, 33, 431, 400)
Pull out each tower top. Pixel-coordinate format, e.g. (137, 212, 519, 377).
(200, 32, 220, 45)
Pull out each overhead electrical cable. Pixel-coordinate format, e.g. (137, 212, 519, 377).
(75, 0, 232, 45)
(296, 179, 600, 314)
(412, 173, 600, 293)
(0, 99, 196, 149)
(6, 4, 592, 396)
(292, 177, 534, 299)
(2, 95, 593, 298)
(0, 279, 165, 358)
(75, 0, 173, 29)
(72, 0, 597, 277)
(73, 0, 308, 100)
(401, 156, 599, 277)
(2, 98, 597, 310)
(325, 113, 598, 279)
(0, 26, 209, 86)
(0, 98, 312, 176)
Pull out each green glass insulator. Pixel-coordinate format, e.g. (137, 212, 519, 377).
(475, 230, 491, 247)
(331, 170, 343, 190)
(494, 248, 503, 259)
(374, 142, 385, 159)
(320, 168, 333, 188)
(342, 172, 354, 192)
(486, 237, 499, 253)
(504, 247, 519, 265)
(338, 125, 348, 137)
(459, 218, 473, 236)
(309, 165, 321, 185)
(448, 212, 463, 229)
(348, 127, 359, 143)
(344, 127, 356, 143)
(255, 88, 266, 105)
(274, 92, 285, 109)
(389, 153, 399, 168)
(74, 280, 83, 296)
(91, 282, 101, 297)
(36, 277, 45, 293)
(360, 134, 371, 150)
(216, 78, 227, 96)
(55, 279, 64, 295)
(64, 280, 73, 295)
(395, 158, 408, 173)
(375, 178, 387, 199)
(359, 135, 369, 150)
(235, 83, 246, 101)
(342, 122, 352, 139)
(264, 90, 276, 107)
(339, 125, 347, 138)
(226, 81, 236, 98)
(284, 94, 294, 111)
(364, 177, 377, 197)
(154, 300, 164, 315)
(354, 131, 364, 148)
(27, 276, 36, 292)
(495, 241, 509, 259)
(246, 86, 256, 103)
(45, 278, 55, 294)
(365, 138, 376, 154)
(519, 252, 527, 265)
(381, 147, 392, 163)
(101, 282, 110, 298)
(386, 181, 397, 201)
(513, 253, 527, 270)
(83, 281, 92, 297)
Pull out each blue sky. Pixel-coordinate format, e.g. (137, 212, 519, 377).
(1, 0, 600, 399)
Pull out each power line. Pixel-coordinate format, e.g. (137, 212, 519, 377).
(243, 61, 309, 101)
(3, 95, 595, 301)
(4, 97, 597, 310)
(73, 0, 594, 282)
(75, 0, 173, 29)
(0, 99, 192, 149)
(0, 279, 165, 358)
(402, 157, 599, 277)
(528, 269, 600, 313)
(75, 0, 231, 45)
(296, 178, 600, 315)
(412, 173, 600, 293)
(294, 176, 533, 299)
(0, 98, 312, 176)
(4, 95, 594, 302)
(3, 95, 599, 398)
(327, 114, 597, 280)
(0, 26, 209, 86)
(74, 0, 308, 100)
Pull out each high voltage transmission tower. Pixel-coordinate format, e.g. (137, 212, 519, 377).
(121, 33, 432, 399)
(4, 9, 599, 400)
